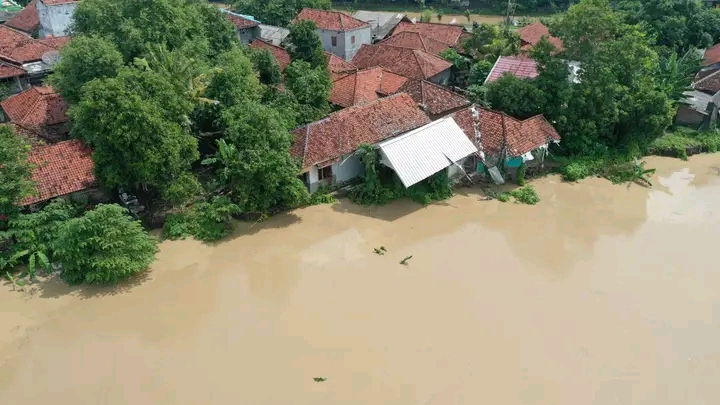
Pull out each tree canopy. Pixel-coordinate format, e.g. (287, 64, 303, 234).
(233, 0, 331, 27)
(285, 20, 326, 68)
(0, 126, 33, 220)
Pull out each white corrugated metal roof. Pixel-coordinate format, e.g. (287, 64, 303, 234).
(377, 117, 478, 188)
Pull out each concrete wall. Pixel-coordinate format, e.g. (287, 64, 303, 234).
(317, 26, 372, 61)
(38, 1, 77, 38)
(304, 153, 365, 192)
(428, 69, 452, 86)
(237, 26, 261, 45)
(675, 106, 707, 128)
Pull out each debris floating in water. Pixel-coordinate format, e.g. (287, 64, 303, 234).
(400, 256, 412, 265)
(313, 377, 327, 382)
(380, 246, 386, 252)
(373, 248, 384, 255)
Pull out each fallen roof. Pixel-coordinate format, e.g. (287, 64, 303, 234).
(484, 55, 539, 83)
(351, 44, 452, 81)
(516, 21, 563, 51)
(378, 31, 449, 55)
(391, 20, 464, 46)
(290, 93, 431, 171)
(352, 10, 405, 39)
(5, 0, 39, 33)
(397, 79, 470, 116)
(296, 8, 369, 31)
(249, 39, 291, 70)
(450, 105, 560, 157)
(325, 51, 357, 80)
(21, 139, 96, 206)
(329, 67, 408, 108)
(1, 86, 68, 132)
(682, 90, 713, 114)
(377, 116, 477, 187)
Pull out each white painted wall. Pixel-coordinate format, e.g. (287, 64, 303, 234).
(38, 0, 77, 38)
(305, 153, 365, 192)
(317, 26, 372, 61)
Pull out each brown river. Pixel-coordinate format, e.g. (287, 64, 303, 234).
(1, 155, 719, 404)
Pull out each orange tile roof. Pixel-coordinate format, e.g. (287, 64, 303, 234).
(396, 79, 469, 116)
(329, 67, 408, 107)
(325, 51, 357, 80)
(249, 39, 291, 70)
(5, 0, 40, 34)
(451, 105, 560, 157)
(21, 139, 96, 206)
(41, 0, 78, 5)
(1, 86, 68, 132)
(351, 44, 452, 81)
(378, 31, 449, 55)
(704, 43, 720, 66)
(516, 22, 563, 51)
(485, 56, 538, 83)
(0, 62, 25, 79)
(291, 93, 431, 171)
(296, 8, 369, 31)
(37, 36, 71, 49)
(0, 26, 65, 64)
(223, 11, 259, 29)
(392, 21, 464, 46)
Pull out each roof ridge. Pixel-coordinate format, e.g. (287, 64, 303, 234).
(695, 69, 720, 86)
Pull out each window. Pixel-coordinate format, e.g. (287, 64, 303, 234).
(331, 36, 337, 47)
(351, 35, 356, 44)
(318, 166, 332, 181)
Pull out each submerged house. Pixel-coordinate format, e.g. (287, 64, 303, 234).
(450, 105, 561, 183)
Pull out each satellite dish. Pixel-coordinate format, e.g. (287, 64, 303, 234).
(41, 51, 60, 67)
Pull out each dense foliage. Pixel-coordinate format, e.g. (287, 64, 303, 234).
(234, 0, 331, 26)
(0, 126, 34, 221)
(55, 204, 158, 285)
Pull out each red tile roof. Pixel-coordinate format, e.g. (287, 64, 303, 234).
(450, 105, 560, 157)
(392, 21, 464, 46)
(37, 36, 71, 50)
(396, 80, 469, 117)
(694, 69, 720, 95)
(329, 67, 408, 107)
(6, 0, 40, 34)
(296, 8, 369, 31)
(249, 39, 291, 70)
(704, 43, 720, 66)
(326, 51, 357, 80)
(485, 56, 538, 83)
(224, 12, 259, 29)
(0, 62, 25, 79)
(291, 93, 431, 171)
(41, 0, 78, 5)
(351, 44, 452, 81)
(516, 22, 563, 51)
(21, 139, 96, 206)
(1, 86, 68, 132)
(0, 26, 65, 64)
(378, 31, 449, 55)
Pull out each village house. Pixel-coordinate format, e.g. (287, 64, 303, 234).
(221, 9, 261, 45)
(249, 39, 291, 71)
(20, 139, 104, 209)
(290, 93, 431, 192)
(484, 55, 539, 83)
(351, 10, 405, 42)
(395, 79, 470, 119)
(0, 26, 69, 85)
(37, 0, 77, 38)
(295, 8, 372, 61)
(377, 31, 449, 55)
(351, 44, 452, 84)
(326, 51, 357, 80)
(390, 19, 466, 50)
(0, 85, 69, 145)
(677, 69, 720, 128)
(450, 105, 561, 183)
(515, 21, 563, 52)
(5, 0, 40, 36)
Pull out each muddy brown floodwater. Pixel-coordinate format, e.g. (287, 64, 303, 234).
(1, 155, 719, 404)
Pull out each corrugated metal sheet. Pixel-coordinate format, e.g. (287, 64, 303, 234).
(352, 10, 405, 40)
(259, 24, 290, 46)
(377, 117, 478, 188)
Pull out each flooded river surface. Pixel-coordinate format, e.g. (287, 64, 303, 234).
(1, 155, 719, 404)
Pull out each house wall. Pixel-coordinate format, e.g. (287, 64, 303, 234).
(237, 26, 261, 45)
(675, 106, 707, 128)
(38, 1, 77, 38)
(317, 26, 372, 61)
(304, 153, 365, 192)
(428, 69, 452, 86)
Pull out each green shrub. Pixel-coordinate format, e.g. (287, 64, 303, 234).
(498, 186, 540, 205)
(648, 128, 720, 160)
(163, 195, 241, 242)
(516, 163, 526, 186)
(309, 187, 336, 205)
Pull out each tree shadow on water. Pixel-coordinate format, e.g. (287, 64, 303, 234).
(20, 270, 154, 300)
(331, 197, 432, 222)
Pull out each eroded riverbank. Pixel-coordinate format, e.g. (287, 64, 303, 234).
(1, 155, 719, 404)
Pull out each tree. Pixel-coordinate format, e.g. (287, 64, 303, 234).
(420, 8, 433, 23)
(249, 47, 283, 86)
(204, 47, 263, 107)
(284, 60, 331, 124)
(437, 10, 444, 21)
(468, 60, 494, 84)
(285, 20, 326, 68)
(55, 204, 158, 285)
(484, 75, 544, 119)
(69, 66, 200, 203)
(50, 35, 124, 105)
(464, 9, 472, 23)
(234, 0, 331, 27)
(463, 24, 520, 61)
(0, 126, 33, 220)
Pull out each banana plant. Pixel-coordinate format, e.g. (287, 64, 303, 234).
(12, 249, 51, 281)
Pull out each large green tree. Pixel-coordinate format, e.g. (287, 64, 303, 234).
(233, 0, 331, 27)
(55, 204, 158, 285)
(284, 60, 331, 124)
(249, 47, 283, 86)
(285, 20, 326, 68)
(49, 35, 124, 105)
(0, 126, 34, 220)
(69, 66, 200, 203)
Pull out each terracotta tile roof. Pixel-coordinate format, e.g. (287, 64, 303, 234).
(450, 105, 560, 157)
(21, 139, 96, 206)
(0, 26, 64, 64)
(0, 62, 25, 79)
(325, 51, 357, 80)
(250, 39, 291, 70)
(704, 43, 720, 66)
(696, 68, 719, 81)
(6, 0, 40, 34)
(41, 0, 79, 5)
(291, 93, 431, 171)
(296, 8, 369, 31)
(516, 22, 563, 51)
(694, 69, 720, 95)
(351, 44, 452, 81)
(378, 31, 449, 55)
(329, 67, 408, 107)
(392, 21, 464, 46)
(223, 10, 259, 29)
(396, 79, 469, 117)
(37, 36, 71, 49)
(1, 86, 69, 133)
(485, 56, 538, 83)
